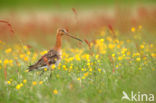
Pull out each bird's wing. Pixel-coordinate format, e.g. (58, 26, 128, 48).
(29, 49, 59, 71)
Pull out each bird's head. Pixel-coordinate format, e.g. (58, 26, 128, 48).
(57, 28, 68, 36)
(57, 28, 83, 42)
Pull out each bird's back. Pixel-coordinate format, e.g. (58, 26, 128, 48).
(28, 49, 61, 71)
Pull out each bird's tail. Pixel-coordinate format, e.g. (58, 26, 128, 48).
(28, 65, 37, 71)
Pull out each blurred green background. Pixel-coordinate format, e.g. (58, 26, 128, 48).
(1, 0, 156, 10)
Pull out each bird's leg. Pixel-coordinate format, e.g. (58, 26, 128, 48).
(40, 70, 45, 76)
(47, 66, 52, 79)
(49, 68, 53, 79)
(49, 71, 52, 78)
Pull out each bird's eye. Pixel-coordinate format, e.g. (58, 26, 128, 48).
(60, 30, 64, 32)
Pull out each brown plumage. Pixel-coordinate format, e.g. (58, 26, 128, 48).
(28, 28, 83, 71)
(28, 49, 61, 71)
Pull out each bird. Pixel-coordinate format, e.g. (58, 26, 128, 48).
(28, 28, 83, 72)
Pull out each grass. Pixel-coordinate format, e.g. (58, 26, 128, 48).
(0, 27, 156, 103)
(1, 0, 156, 10)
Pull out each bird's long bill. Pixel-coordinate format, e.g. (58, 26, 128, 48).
(65, 33, 83, 42)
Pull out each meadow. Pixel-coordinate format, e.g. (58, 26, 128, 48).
(0, 24, 156, 103)
(0, 3, 156, 103)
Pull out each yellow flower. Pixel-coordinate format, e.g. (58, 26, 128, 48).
(75, 55, 80, 61)
(95, 54, 99, 59)
(118, 56, 122, 61)
(120, 40, 125, 43)
(20, 54, 25, 59)
(127, 52, 131, 55)
(39, 81, 43, 85)
(7, 81, 11, 84)
(82, 54, 89, 60)
(32, 53, 37, 61)
(51, 64, 56, 70)
(25, 70, 29, 72)
(53, 89, 58, 95)
(126, 40, 130, 43)
(81, 76, 85, 79)
(23, 45, 28, 50)
(84, 72, 89, 76)
(89, 68, 93, 72)
(115, 39, 119, 43)
(117, 44, 120, 48)
(98, 68, 101, 72)
(97, 60, 100, 63)
(100, 39, 104, 42)
(143, 57, 147, 60)
(77, 77, 81, 80)
(101, 50, 106, 54)
(4, 59, 9, 65)
(136, 57, 141, 61)
(136, 52, 140, 56)
(24, 57, 29, 61)
(138, 25, 142, 30)
(140, 45, 144, 49)
(23, 79, 27, 83)
(16, 85, 21, 90)
(131, 27, 135, 32)
(112, 53, 115, 57)
(70, 65, 73, 69)
(9, 59, 13, 63)
(40, 50, 48, 55)
(20, 83, 23, 87)
(32, 81, 37, 86)
(5, 48, 12, 54)
(58, 64, 61, 70)
(44, 68, 48, 71)
(0, 60, 2, 64)
(27, 51, 31, 55)
(150, 44, 153, 48)
(81, 68, 86, 71)
(138, 67, 142, 70)
(151, 53, 156, 58)
(63, 65, 67, 71)
(87, 63, 90, 66)
(108, 44, 115, 49)
(54, 58, 57, 61)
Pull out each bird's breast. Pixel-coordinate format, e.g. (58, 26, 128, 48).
(57, 50, 62, 58)
(55, 50, 62, 66)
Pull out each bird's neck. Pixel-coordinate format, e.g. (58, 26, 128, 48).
(54, 34, 62, 51)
